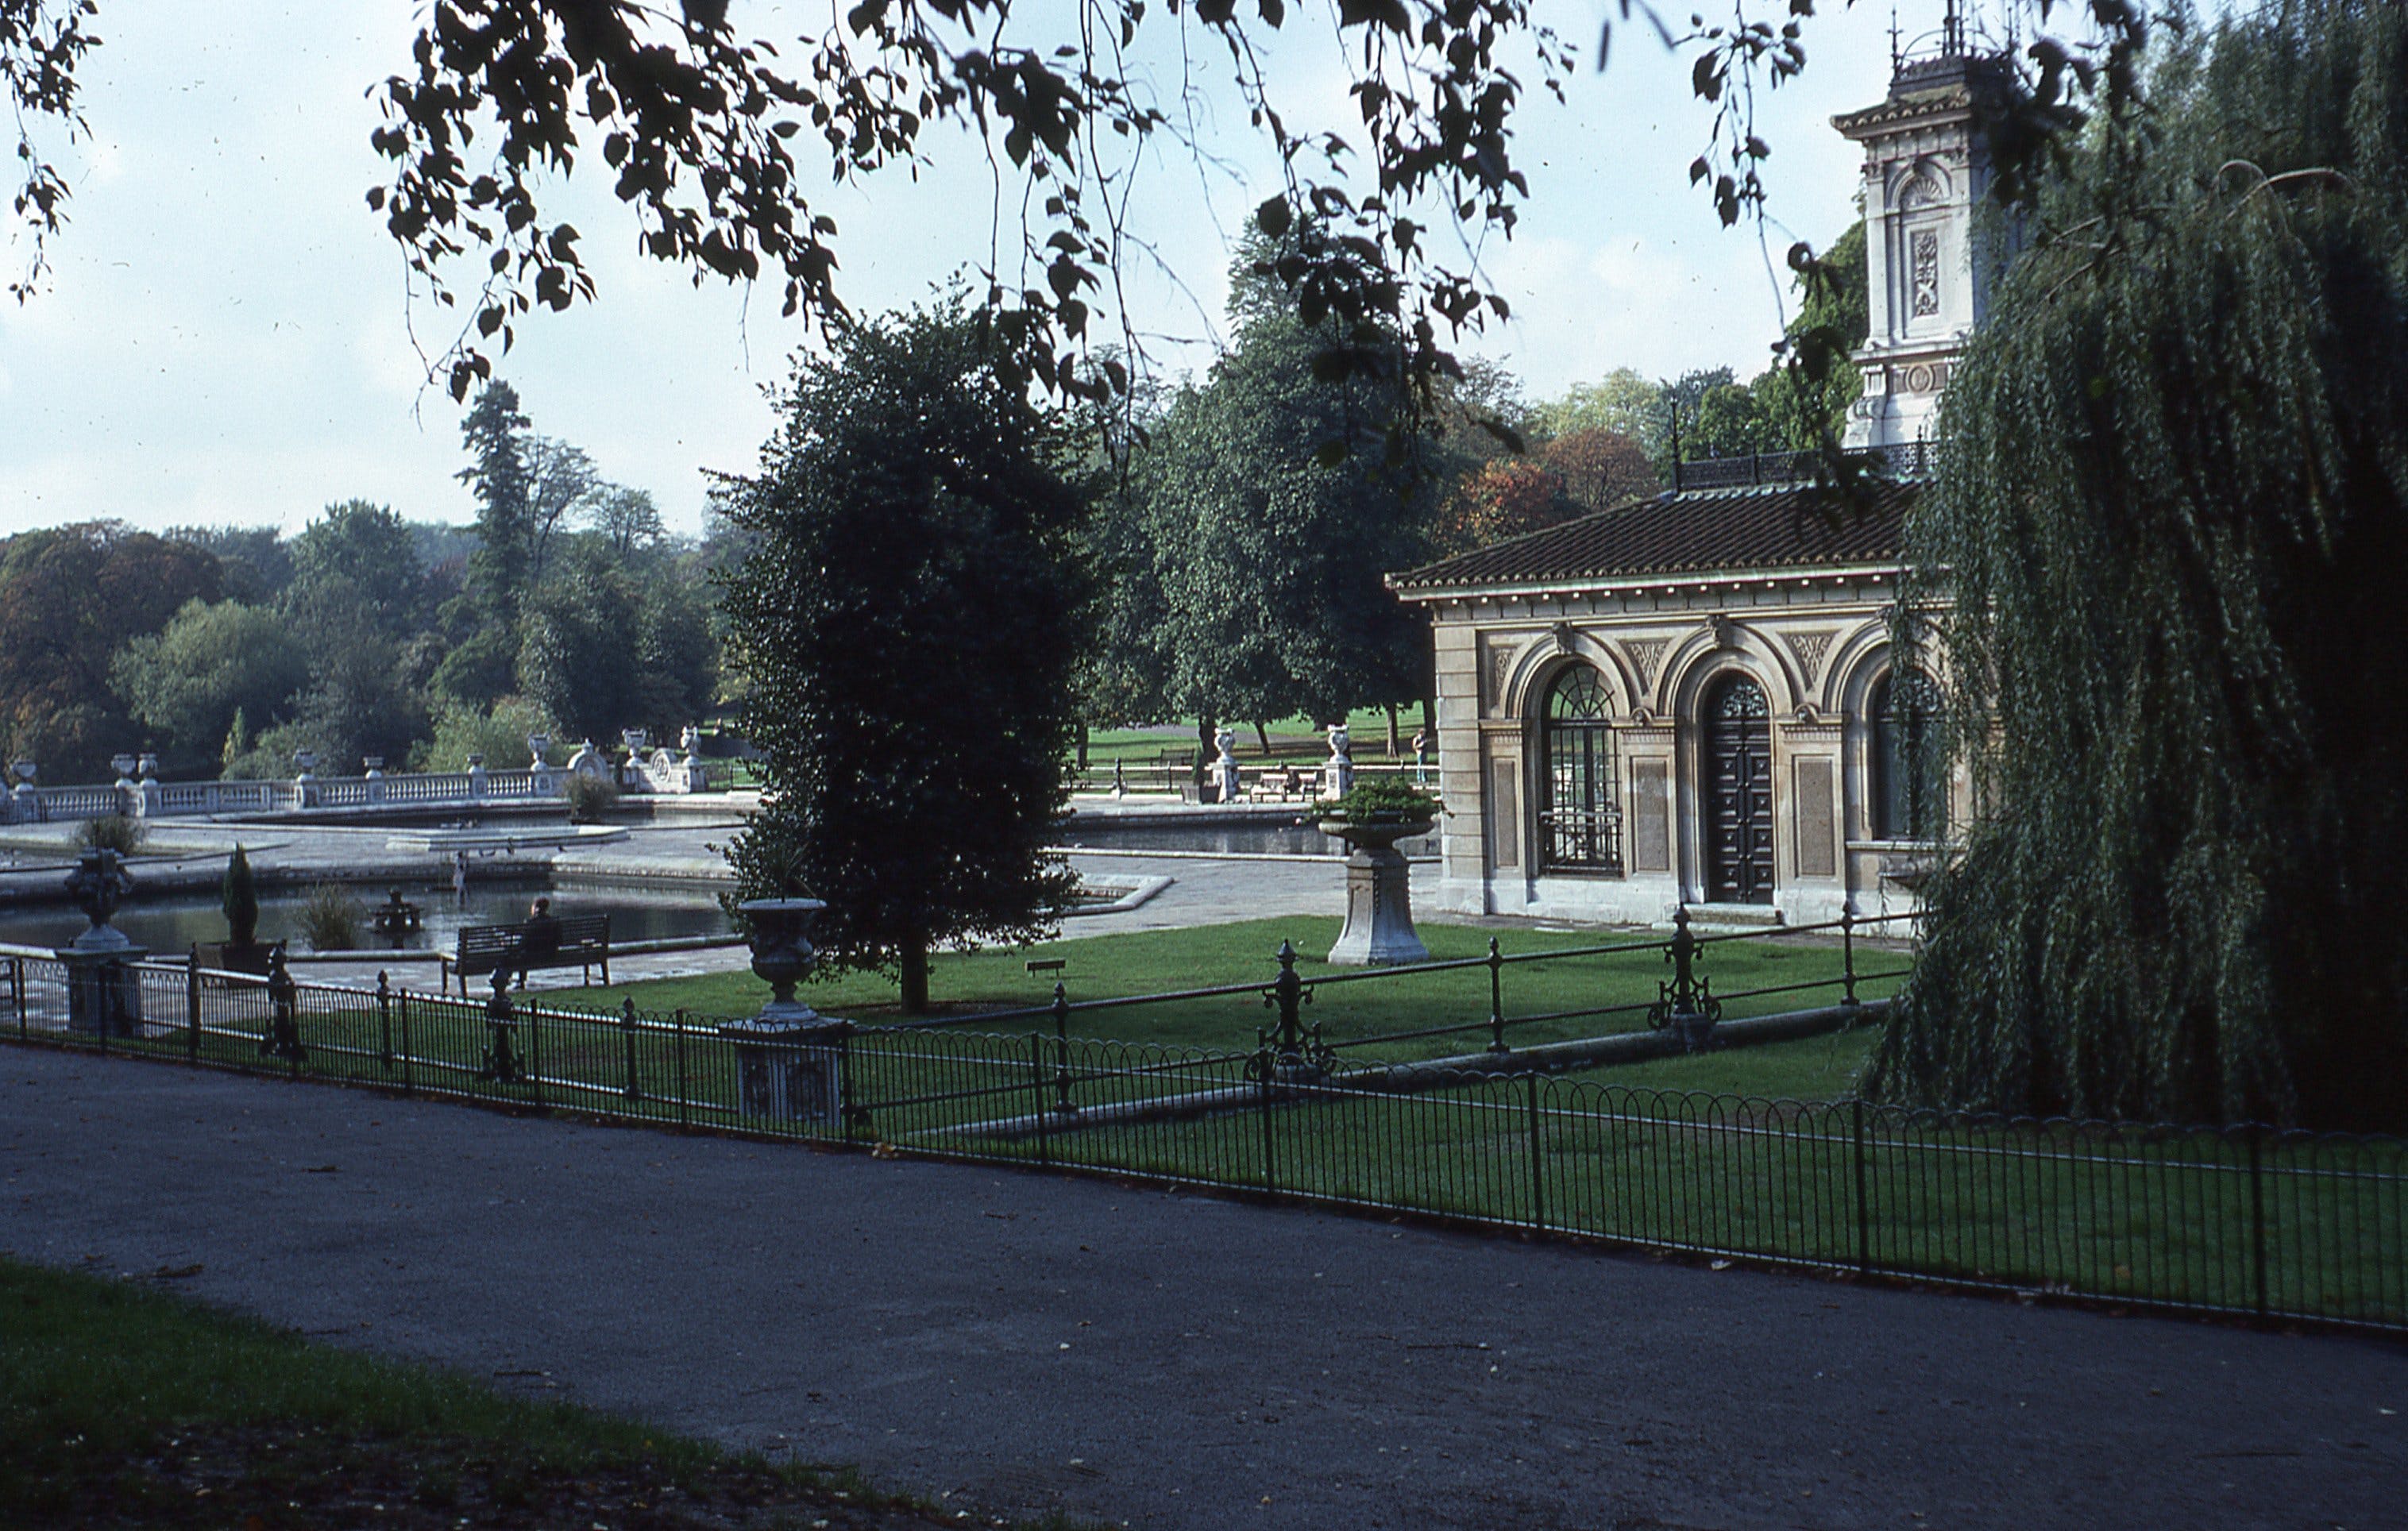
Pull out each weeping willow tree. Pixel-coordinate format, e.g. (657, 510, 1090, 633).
(1871, 1, 2408, 1131)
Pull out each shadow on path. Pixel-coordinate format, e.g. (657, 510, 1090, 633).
(3, 1047, 2402, 1529)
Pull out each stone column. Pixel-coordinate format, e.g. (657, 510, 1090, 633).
(135, 754, 162, 818)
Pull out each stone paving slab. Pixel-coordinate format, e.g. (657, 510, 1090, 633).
(4, 1047, 2402, 1530)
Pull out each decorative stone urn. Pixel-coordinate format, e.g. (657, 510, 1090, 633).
(1324, 723, 1355, 797)
(720, 897, 849, 1124)
(6, 760, 32, 826)
(1318, 812, 1433, 966)
(58, 847, 147, 1035)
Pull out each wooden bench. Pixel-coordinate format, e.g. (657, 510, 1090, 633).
(443, 914, 612, 995)
(1247, 767, 1320, 803)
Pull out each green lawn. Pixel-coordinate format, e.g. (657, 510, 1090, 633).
(556, 916, 1908, 1062)
(1082, 705, 1430, 766)
(0, 1258, 985, 1529)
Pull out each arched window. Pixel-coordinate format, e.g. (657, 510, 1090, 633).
(1539, 666, 1622, 873)
(1872, 670, 1948, 840)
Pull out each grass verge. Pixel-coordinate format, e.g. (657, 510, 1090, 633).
(0, 1257, 1063, 1529)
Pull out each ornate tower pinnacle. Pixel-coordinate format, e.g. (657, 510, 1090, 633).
(1832, 20, 2009, 450)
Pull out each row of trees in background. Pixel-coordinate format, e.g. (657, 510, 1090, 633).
(1078, 222, 1870, 758)
(0, 226, 1866, 793)
(0, 391, 725, 785)
(720, 226, 1871, 1011)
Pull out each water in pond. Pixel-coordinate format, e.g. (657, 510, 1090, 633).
(1048, 819, 1437, 858)
(0, 882, 731, 954)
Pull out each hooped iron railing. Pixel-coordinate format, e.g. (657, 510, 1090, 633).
(1, 923, 2399, 1336)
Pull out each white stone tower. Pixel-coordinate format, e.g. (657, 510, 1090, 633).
(1832, 7, 2010, 450)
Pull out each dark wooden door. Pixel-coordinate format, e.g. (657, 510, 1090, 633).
(1704, 676, 1774, 904)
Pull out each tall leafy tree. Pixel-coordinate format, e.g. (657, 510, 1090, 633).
(1121, 229, 1441, 760)
(109, 600, 306, 771)
(1427, 458, 1578, 557)
(166, 525, 294, 605)
(716, 302, 1084, 1014)
(1755, 218, 1870, 451)
(1534, 426, 1658, 511)
(631, 569, 720, 735)
(456, 381, 535, 623)
(1873, 2, 2408, 1131)
(516, 542, 643, 746)
(272, 500, 435, 773)
(0, 523, 219, 778)
(287, 499, 427, 640)
(1534, 368, 1663, 446)
(522, 434, 600, 586)
(585, 484, 668, 561)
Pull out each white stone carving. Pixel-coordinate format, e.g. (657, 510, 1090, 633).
(1784, 628, 1839, 685)
(1911, 229, 1941, 317)
(1622, 637, 1669, 691)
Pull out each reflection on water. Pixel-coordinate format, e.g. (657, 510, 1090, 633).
(1049, 821, 1437, 858)
(0, 882, 731, 953)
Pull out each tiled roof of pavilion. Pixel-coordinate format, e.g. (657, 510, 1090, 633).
(1389, 470, 1920, 595)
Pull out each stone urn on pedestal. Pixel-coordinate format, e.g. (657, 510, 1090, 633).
(58, 847, 147, 1035)
(1318, 789, 1436, 967)
(720, 898, 851, 1125)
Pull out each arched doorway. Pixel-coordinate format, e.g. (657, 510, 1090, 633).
(1703, 673, 1773, 904)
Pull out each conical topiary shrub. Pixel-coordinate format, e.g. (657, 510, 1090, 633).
(222, 846, 259, 946)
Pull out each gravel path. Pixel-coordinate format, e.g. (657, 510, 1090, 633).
(5, 1047, 2402, 1529)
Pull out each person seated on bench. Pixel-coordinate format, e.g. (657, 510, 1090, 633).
(515, 896, 562, 989)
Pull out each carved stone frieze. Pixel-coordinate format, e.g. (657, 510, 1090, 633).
(1783, 628, 1839, 686)
(1621, 637, 1669, 692)
(1485, 640, 1515, 715)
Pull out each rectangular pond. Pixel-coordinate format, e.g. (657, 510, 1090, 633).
(0, 881, 732, 954)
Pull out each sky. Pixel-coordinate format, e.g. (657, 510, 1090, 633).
(0, 0, 1928, 541)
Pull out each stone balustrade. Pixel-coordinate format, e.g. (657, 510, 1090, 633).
(2, 729, 725, 826)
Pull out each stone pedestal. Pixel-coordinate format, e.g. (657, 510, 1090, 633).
(60, 943, 146, 1036)
(727, 896, 847, 1125)
(719, 1016, 848, 1124)
(60, 846, 146, 1034)
(1213, 728, 1241, 806)
(1322, 818, 1431, 966)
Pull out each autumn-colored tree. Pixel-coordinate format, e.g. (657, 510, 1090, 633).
(1429, 458, 1578, 556)
(1534, 426, 1658, 511)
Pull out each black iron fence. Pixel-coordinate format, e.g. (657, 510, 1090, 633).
(3, 939, 2399, 1334)
(913, 908, 1911, 1066)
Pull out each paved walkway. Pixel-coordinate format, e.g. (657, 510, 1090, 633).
(5, 1047, 2401, 1529)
